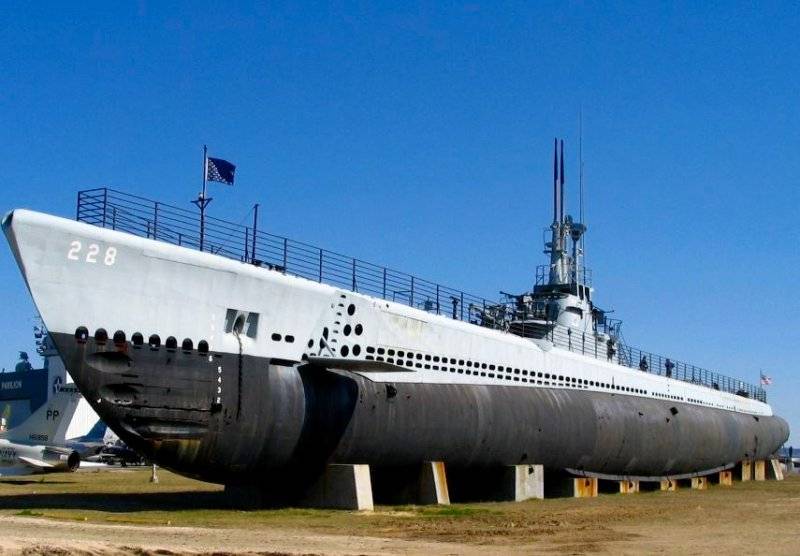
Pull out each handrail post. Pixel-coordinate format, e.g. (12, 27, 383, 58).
(251, 203, 259, 263)
(319, 249, 323, 282)
(282, 238, 288, 272)
(382, 268, 387, 298)
(102, 188, 108, 228)
(153, 202, 159, 240)
(352, 259, 357, 291)
(436, 285, 440, 315)
(410, 276, 415, 307)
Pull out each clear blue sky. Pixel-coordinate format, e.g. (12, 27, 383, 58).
(1, 2, 798, 443)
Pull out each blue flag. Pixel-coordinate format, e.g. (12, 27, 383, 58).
(207, 157, 236, 185)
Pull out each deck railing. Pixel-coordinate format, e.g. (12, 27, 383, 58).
(76, 188, 491, 320)
(544, 325, 766, 402)
(75, 187, 766, 403)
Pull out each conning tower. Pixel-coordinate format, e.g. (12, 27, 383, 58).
(506, 139, 619, 344)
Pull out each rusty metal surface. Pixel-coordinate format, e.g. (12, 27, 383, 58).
(54, 333, 790, 486)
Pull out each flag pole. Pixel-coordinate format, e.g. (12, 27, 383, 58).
(194, 145, 211, 252)
(201, 145, 206, 251)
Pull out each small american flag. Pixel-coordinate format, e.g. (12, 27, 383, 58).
(760, 372, 773, 386)
(206, 156, 236, 185)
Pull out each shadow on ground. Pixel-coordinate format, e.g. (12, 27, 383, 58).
(0, 480, 74, 486)
(0, 491, 230, 512)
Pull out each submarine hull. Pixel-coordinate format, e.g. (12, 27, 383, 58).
(53, 333, 789, 485)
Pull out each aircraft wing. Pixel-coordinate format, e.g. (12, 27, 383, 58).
(18, 456, 54, 469)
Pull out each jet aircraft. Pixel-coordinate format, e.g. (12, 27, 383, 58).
(0, 385, 82, 476)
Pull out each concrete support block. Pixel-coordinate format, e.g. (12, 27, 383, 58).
(717, 470, 733, 486)
(768, 458, 784, 481)
(736, 460, 753, 481)
(543, 471, 597, 498)
(754, 460, 766, 481)
(691, 476, 708, 490)
(419, 461, 450, 505)
(507, 464, 544, 501)
(660, 478, 678, 491)
(302, 464, 374, 511)
(619, 479, 639, 494)
(573, 477, 598, 498)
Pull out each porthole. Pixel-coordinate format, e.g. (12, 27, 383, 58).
(285, 335, 295, 343)
(308, 339, 315, 348)
(343, 324, 352, 336)
(95, 328, 108, 344)
(166, 336, 178, 350)
(271, 333, 282, 341)
(182, 338, 193, 351)
(113, 330, 126, 346)
(366, 346, 375, 353)
(131, 332, 144, 346)
(347, 304, 356, 316)
(341, 345, 350, 357)
(148, 334, 161, 348)
(323, 327, 329, 339)
(353, 345, 361, 356)
(198, 340, 209, 354)
(75, 326, 89, 342)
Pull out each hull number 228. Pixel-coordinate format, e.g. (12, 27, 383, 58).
(67, 240, 117, 266)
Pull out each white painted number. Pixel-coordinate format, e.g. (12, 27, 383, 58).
(104, 247, 117, 266)
(67, 241, 81, 260)
(66, 241, 117, 266)
(85, 243, 99, 263)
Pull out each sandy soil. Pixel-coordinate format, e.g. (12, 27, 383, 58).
(0, 469, 797, 555)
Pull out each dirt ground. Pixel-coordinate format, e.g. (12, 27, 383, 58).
(0, 468, 797, 555)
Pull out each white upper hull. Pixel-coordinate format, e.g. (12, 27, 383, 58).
(4, 209, 772, 417)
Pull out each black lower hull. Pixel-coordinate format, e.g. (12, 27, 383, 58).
(53, 333, 789, 485)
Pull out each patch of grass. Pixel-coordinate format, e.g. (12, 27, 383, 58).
(416, 505, 493, 517)
(15, 508, 43, 517)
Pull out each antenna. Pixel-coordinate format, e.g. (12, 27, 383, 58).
(559, 139, 565, 222)
(553, 138, 558, 224)
(579, 109, 585, 253)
